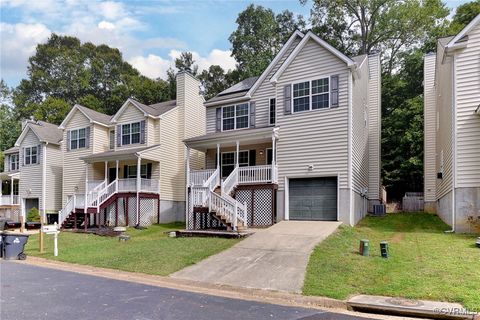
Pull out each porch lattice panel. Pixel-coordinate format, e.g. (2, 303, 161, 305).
(235, 187, 275, 227)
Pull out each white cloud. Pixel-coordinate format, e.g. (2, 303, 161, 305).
(96, 1, 127, 20)
(0, 22, 51, 77)
(98, 20, 115, 30)
(129, 49, 236, 80)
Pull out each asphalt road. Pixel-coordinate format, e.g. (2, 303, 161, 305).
(0, 262, 374, 320)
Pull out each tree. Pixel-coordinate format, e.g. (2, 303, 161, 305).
(303, 0, 450, 73)
(175, 52, 198, 75)
(13, 34, 170, 121)
(0, 80, 21, 172)
(449, 0, 480, 34)
(229, 5, 305, 78)
(197, 65, 242, 100)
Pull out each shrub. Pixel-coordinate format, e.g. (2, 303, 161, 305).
(27, 207, 41, 222)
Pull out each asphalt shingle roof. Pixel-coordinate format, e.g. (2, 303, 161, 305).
(28, 121, 63, 145)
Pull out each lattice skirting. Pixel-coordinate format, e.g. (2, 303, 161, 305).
(235, 186, 276, 227)
(98, 196, 158, 227)
(0, 207, 20, 222)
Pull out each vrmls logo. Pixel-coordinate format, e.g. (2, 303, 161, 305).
(13, 238, 20, 244)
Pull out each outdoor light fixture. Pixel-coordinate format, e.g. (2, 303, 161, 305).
(307, 164, 314, 171)
(259, 150, 264, 155)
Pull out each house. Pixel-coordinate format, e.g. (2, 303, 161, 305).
(0, 120, 63, 223)
(58, 71, 205, 229)
(424, 14, 480, 233)
(184, 30, 381, 230)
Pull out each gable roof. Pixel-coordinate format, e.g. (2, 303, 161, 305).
(4, 146, 19, 154)
(15, 120, 63, 146)
(447, 14, 480, 49)
(111, 98, 178, 122)
(270, 31, 356, 83)
(59, 104, 112, 129)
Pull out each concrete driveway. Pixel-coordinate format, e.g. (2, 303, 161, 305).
(171, 221, 341, 293)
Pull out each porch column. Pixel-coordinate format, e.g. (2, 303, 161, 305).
(235, 141, 240, 168)
(10, 177, 13, 204)
(272, 134, 276, 183)
(115, 160, 119, 192)
(216, 143, 220, 172)
(0, 180, 3, 205)
(136, 156, 141, 226)
(186, 147, 190, 186)
(84, 164, 88, 212)
(104, 161, 108, 185)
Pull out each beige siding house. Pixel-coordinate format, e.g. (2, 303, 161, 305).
(0, 120, 63, 222)
(58, 72, 205, 228)
(185, 31, 381, 230)
(424, 14, 480, 232)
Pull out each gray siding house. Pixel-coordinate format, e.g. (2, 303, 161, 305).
(424, 14, 480, 233)
(185, 30, 381, 230)
(0, 120, 63, 222)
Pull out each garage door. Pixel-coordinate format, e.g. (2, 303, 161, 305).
(289, 177, 337, 221)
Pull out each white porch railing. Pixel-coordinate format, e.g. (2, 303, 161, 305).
(58, 195, 76, 226)
(141, 178, 158, 192)
(222, 166, 239, 196)
(238, 165, 275, 184)
(87, 180, 105, 192)
(0, 195, 19, 206)
(97, 180, 117, 207)
(190, 169, 216, 186)
(118, 179, 137, 192)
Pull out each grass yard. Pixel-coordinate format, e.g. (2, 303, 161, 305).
(25, 223, 239, 276)
(303, 213, 480, 310)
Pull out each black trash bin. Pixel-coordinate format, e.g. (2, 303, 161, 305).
(3, 233, 29, 260)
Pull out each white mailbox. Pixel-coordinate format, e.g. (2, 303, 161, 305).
(42, 222, 60, 256)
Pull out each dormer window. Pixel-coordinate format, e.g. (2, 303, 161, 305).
(122, 122, 141, 145)
(222, 103, 249, 131)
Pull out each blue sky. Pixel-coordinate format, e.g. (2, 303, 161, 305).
(0, 0, 470, 87)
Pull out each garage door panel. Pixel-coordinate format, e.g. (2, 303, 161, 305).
(289, 177, 337, 221)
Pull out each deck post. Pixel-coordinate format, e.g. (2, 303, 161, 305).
(84, 164, 88, 213)
(115, 160, 119, 192)
(136, 156, 141, 226)
(272, 134, 276, 183)
(216, 143, 220, 174)
(185, 147, 190, 227)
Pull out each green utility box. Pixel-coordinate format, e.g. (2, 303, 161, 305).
(359, 239, 370, 256)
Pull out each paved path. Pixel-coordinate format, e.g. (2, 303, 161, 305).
(1, 262, 373, 320)
(172, 221, 341, 293)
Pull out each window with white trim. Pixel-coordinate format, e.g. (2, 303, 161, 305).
(293, 77, 330, 113)
(221, 151, 249, 177)
(222, 103, 249, 131)
(10, 154, 19, 171)
(70, 128, 86, 150)
(24, 146, 38, 165)
(126, 164, 148, 179)
(269, 98, 276, 125)
(122, 122, 140, 145)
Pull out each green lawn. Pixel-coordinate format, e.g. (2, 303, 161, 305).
(304, 213, 480, 310)
(25, 223, 239, 276)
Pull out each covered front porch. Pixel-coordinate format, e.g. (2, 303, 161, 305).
(58, 147, 161, 229)
(0, 171, 20, 222)
(184, 127, 279, 230)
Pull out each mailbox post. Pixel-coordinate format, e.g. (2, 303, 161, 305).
(42, 223, 60, 257)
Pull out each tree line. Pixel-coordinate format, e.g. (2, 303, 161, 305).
(1, 0, 479, 199)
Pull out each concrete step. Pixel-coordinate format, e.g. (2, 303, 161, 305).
(348, 295, 475, 320)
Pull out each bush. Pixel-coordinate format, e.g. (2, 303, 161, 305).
(27, 207, 40, 222)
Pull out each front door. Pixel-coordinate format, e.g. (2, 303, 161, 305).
(108, 167, 117, 183)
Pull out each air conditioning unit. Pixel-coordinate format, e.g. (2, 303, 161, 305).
(373, 204, 386, 216)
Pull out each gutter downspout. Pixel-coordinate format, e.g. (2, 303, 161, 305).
(42, 143, 47, 221)
(348, 69, 354, 226)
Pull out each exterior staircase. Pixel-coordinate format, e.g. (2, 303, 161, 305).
(189, 168, 248, 231)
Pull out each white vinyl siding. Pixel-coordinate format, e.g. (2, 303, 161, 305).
(62, 110, 93, 205)
(92, 125, 110, 154)
(367, 54, 381, 200)
(454, 23, 480, 187)
(424, 54, 437, 202)
(115, 104, 146, 150)
(45, 143, 63, 212)
(351, 57, 369, 194)
(19, 130, 43, 210)
(276, 39, 350, 190)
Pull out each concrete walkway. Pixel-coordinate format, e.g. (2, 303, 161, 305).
(171, 221, 341, 293)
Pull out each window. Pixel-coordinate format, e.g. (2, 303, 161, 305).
(293, 77, 330, 113)
(9, 154, 19, 171)
(24, 146, 38, 165)
(221, 151, 249, 177)
(122, 122, 141, 145)
(70, 128, 86, 150)
(109, 130, 115, 149)
(311, 78, 329, 109)
(222, 103, 249, 131)
(126, 164, 148, 179)
(269, 98, 276, 125)
(293, 81, 310, 112)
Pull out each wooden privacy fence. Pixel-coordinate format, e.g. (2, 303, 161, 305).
(402, 192, 424, 212)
